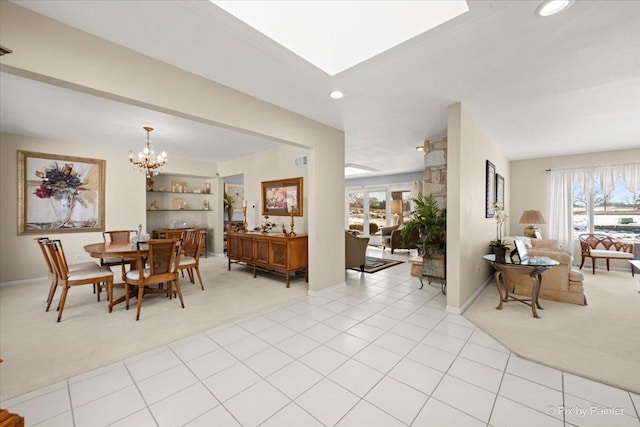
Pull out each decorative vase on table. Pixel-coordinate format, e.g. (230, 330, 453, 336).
(227, 206, 234, 221)
(492, 245, 507, 263)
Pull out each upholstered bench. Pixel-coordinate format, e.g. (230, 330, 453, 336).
(578, 234, 634, 275)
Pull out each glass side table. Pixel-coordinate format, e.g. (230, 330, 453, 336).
(483, 254, 559, 318)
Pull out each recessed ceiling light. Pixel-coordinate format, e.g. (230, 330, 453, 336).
(330, 90, 344, 99)
(536, 0, 574, 17)
(415, 145, 424, 151)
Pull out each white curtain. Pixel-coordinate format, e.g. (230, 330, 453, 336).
(410, 181, 422, 198)
(549, 170, 575, 254)
(592, 163, 640, 193)
(549, 163, 640, 256)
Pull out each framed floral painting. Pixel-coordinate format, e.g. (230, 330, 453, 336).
(261, 177, 303, 216)
(18, 151, 105, 234)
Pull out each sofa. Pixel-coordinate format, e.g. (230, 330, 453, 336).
(381, 224, 419, 254)
(345, 231, 370, 271)
(501, 236, 586, 305)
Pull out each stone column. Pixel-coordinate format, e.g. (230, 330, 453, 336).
(422, 138, 447, 207)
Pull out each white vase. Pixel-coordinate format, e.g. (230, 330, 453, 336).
(49, 188, 76, 228)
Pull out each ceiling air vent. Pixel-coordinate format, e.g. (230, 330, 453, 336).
(295, 156, 308, 167)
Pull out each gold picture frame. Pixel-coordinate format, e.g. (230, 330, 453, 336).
(261, 177, 303, 216)
(18, 150, 105, 234)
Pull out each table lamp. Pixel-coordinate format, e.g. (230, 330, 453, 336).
(519, 209, 546, 238)
(391, 200, 402, 225)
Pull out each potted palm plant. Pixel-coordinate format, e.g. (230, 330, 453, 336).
(401, 193, 446, 280)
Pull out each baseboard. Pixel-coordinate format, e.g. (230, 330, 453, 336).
(446, 275, 493, 315)
(308, 281, 346, 297)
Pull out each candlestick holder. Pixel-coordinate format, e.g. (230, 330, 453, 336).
(242, 207, 248, 229)
(289, 210, 296, 237)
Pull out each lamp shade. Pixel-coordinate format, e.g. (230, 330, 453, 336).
(519, 210, 546, 225)
(519, 209, 546, 238)
(391, 200, 402, 215)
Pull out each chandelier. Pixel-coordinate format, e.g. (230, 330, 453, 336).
(128, 126, 167, 178)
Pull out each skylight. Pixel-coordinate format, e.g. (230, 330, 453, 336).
(345, 163, 380, 177)
(211, 1, 469, 76)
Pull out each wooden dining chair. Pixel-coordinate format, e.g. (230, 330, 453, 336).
(123, 238, 184, 321)
(35, 237, 101, 311)
(100, 230, 135, 266)
(45, 240, 114, 322)
(178, 229, 206, 290)
(99, 230, 136, 298)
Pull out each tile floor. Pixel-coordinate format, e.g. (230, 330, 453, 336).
(4, 259, 640, 427)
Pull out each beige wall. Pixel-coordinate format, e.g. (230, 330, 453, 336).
(0, 132, 214, 282)
(511, 148, 640, 267)
(0, 2, 345, 292)
(215, 145, 310, 254)
(447, 103, 510, 311)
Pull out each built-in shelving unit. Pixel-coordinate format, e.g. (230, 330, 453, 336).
(145, 174, 216, 253)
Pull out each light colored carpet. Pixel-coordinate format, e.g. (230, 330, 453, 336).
(464, 266, 640, 394)
(0, 257, 309, 401)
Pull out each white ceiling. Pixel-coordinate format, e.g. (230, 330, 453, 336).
(1, 0, 639, 178)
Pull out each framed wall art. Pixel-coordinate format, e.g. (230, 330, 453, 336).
(485, 160, 496, 218)
(261, 177, 303, 216)
(18, 150, 105, 234)
(496, 173, 505, 208)
(224, 183, 245, 212)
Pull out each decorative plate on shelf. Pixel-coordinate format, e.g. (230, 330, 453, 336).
(172, 198, 187, 210)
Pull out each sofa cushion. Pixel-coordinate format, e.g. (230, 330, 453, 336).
(589, 249, 633, 259)
(569, 270, 584, 282)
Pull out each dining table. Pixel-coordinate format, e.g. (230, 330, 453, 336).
(84, 241, 148, 312)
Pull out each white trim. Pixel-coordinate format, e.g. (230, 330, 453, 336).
(308, 281, 346, 296)
(446, 276, 493, 315)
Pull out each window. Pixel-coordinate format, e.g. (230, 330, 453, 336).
(572, 168, 640, 239)
(346, 185, 413, 237)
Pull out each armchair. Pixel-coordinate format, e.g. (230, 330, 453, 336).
(345, 231, 370, 271)
(381, 224, 418, 254)
(501, 237, 586, 305)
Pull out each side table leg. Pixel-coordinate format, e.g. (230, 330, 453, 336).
(531, 274, 542, 318)
(535, 273, 544, 310)
(495, 271, 505, 310)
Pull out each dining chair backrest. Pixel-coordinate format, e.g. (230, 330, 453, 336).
(103, 230, 134, 244)
(192, 230, 206, 261)
(138, 238, 181, 279)
(45, 239, 71, 279)
(181, 229, 199, 257)
(35, 237, 54, 277)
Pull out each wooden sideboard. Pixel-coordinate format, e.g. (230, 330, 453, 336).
(152, 227, 208, 257)
(226, 231, 308, 287)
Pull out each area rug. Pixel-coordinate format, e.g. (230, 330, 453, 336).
(351, 256, 403, 273)
(463, 268, 640, 394)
